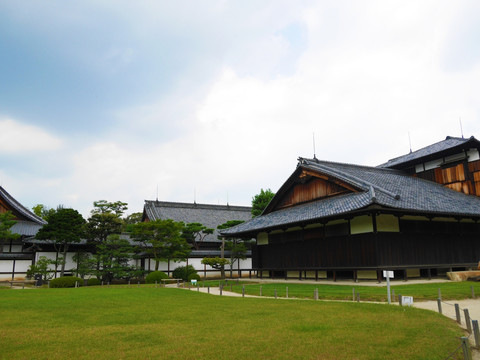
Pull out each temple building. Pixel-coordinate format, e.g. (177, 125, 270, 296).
(0, 186, 46, 280)
(221, 136, 480, 281)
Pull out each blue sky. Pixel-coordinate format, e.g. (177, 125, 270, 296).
(1, 1, 479, 218)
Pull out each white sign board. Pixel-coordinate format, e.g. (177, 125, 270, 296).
(401, 296, 414, 306)
(383, 270, 394, 278)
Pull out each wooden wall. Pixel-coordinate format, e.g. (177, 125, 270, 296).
(252, 219, 480, 270)
(276, 175, 351, 210)
(416, 159, 480, 196)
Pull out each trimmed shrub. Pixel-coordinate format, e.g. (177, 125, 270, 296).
(50, 276, 83, 288)
(172, 265, 198, 281)
(87, 278, 101, 286)
(145, 271, 169, 284)
(188, 273, 201, 282)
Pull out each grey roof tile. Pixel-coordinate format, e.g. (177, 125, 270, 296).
(144, 201, 252, 242)
(378, 136, 479, 168)
(222, 158, 480, 236)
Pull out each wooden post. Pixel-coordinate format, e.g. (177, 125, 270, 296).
(286, 286, 288, 299)
(197, 283, 199, 292)
(128, 280, 131, 287)
(208, 286, 210, 294)
(260, 286, 262, 297)
(299, 271, 302, 280)
(242, 285, 245, 297)
(356, 293, 360, 303)
(455, 304, 461, 324)
(464, 309, 472, 333)
(230, 284, 232, 292)
(427, 268, 431, 280)
(473, 320, 480, 348)
(438, 288, 442, 301)
(315, 270, 318, 281)
(403, 269, 407, 282)
(437, 298, 442, 314)
(138, 281, 140, 287)
(352, 288, 355, 302)
(471, 286, 475, 299)
(398, 294, 402, 306)
(274, 289, 277, 299)
(392, 289, 395, 302)
(461, 336, 472, 360)
(220, 285, 223, 296)
(333, 271, 336, 282)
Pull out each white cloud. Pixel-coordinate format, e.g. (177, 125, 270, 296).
(0, 118, 63, 153)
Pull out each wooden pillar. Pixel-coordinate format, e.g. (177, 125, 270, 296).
(12, 259, 16, 281)
(315, 270, 318, 281)
(354, 270, 358, 282)
(377, 270, 382, 283)
(299, 270, 302, 280)
(403, 269, 408, 281)
(427, 268, 432, 280)
(204, 263, 206, 279)
(333, 271, 336, 282)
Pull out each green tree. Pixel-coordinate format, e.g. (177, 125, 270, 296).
(32, 204, 56, 220)
(35, 208, 86, 277)
(86, 201, 127, 275)
(217, 220, 246, 278)
(93, 234, 141, 283)
(182, 222, 214, 250)
(130, 219, 191, 272)
(251, 188, 275, 217)
(201, 257, 230, 278)
(72, 252, 96, 279)
(26, 256, 56, 281)
(123, 212, 143, 232)
(91, 200, 128, 216)
(0, 211, 20, 253)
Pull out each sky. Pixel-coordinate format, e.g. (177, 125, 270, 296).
(1, 1, 479, 218)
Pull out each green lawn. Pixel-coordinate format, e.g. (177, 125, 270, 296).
(0, 287, 466, 360)
(220, 280, 480, 302)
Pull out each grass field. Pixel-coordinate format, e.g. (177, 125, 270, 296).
(216, 280, 480, 302)
(0, 286, 466, 360)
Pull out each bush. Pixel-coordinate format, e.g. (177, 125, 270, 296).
(87, 278, 101, 286)
(50, 276, 83, 288)
(172, 265, 198, 281)
(145, 271, 169, 284)
(188, 273, 201, 282)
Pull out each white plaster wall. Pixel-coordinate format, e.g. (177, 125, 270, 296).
(0, 260, 14, 274)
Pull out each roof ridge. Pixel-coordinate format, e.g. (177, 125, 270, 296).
(299, 158, 401, 201)
(145, 200, 251, 210)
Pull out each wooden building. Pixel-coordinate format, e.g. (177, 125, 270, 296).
(142, 200, 253, 276)
(379, 136, 480, 196)
(221, 136, 480, 281)
(0, 186, 46, 280)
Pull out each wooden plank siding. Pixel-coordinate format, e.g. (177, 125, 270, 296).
(252, 218, 480, 271)
(276, 177, 351, 209)
(415, 159, 480, 196)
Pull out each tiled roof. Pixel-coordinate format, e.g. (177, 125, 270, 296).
(143, 201, 252, 242)
(378, 136, 479, 168)
(0, 186, 46, 225)
(10, 221, 44, 237)
(222, 158, 480, 236)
